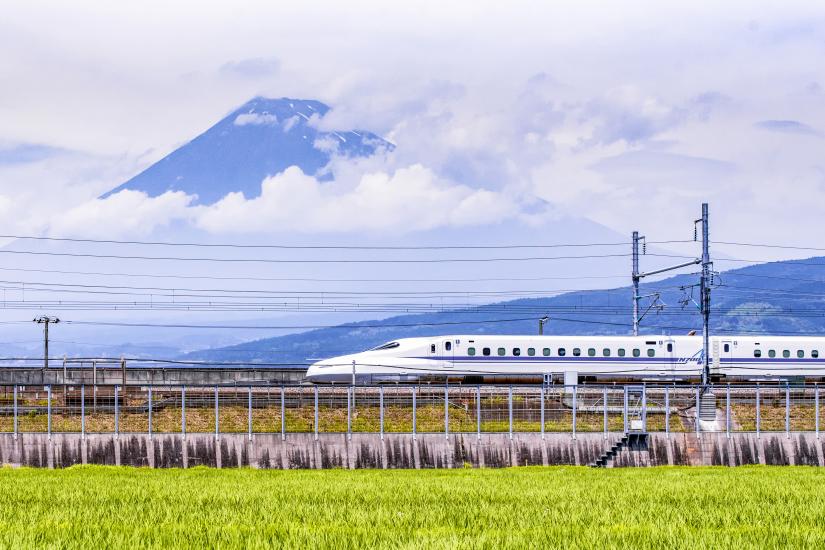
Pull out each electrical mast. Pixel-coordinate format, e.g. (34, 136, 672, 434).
(34, 316, 59, 381)
(697, 203, 711, 386)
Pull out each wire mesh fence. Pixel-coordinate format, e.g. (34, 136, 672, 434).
(1, 384, 824, 436)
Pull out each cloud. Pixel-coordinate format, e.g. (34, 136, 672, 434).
(49, 189, 194, 238)
(755, 119, 821, 137)
(219, 56, 280, 79)
(196, 164, 522, 234)
(45, 163, 526, 237)
(0, 142, 65, 165)
(233, 113, 278, 126)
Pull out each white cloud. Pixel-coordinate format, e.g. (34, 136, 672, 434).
(49, 189, 194, 238)
(43, 163, 526, 237)
(233, 113, 278, 126)
(196, 164, 522, 233)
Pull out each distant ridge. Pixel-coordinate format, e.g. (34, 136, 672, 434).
(103, 97, 391, 204)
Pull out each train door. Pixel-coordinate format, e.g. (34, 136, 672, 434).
(443, 339, 454, 369)
(721, 340, 734, 370)
(665, 337, 675, 378)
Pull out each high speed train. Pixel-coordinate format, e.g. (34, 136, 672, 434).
(305, 334, 825, 384)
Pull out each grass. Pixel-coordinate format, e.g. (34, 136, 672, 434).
(0, 466, 824, 548)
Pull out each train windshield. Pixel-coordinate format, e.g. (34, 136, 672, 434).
(369, 341, 401, 351)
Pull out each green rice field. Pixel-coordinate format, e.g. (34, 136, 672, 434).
(0, 466, 823, 548)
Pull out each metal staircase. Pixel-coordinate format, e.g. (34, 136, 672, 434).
(699, 391, 717, 422)
(590, 433, 649, 468)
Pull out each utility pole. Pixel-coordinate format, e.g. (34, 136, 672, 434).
(697, 203, 711, 386)
(539, 316, 549, 335)
(632, 232, 643, 337)
(33, 316, 59, 382)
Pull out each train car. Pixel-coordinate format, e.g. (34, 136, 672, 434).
(305, 334, 825, 384)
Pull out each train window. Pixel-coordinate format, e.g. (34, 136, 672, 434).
(769, 350, 776, 358)
(483, 347, 491, 356)
(573, 348, 581, 356)
(431, 344, 436, 353)
(587, 348, 596, 357)
(632, 349, 641, 357)
(667, 343, 673, 352)
(513, 348, 521, 356)
(754, 349, 762, 358)
(371, 341, 401, 351)
(445, 342, 452, 351)
(527, 348, 536, 356)
(603, 348, 611, 357)
(783, 350, 790, 358)
(468, 347, 476, 356)
(558, 348, 566, 356)
(723, 343, 730, 353)
(647, 349, 655, 357)
(543, 348, 551, 356)
(798, 350, 805, 358)
(618, 348, 626, 357)
(497, 347, 506, 356)
(814, 350, 820, 359)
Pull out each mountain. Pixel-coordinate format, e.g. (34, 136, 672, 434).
(102, 97, 390, 204)
(184, 257, 825, 364)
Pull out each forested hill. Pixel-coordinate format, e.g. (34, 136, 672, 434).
(184, 257, 825, 364)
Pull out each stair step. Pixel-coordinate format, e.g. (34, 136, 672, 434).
(699, 392, 717, 421)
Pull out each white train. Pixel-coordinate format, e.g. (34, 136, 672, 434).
(305, 334, 825, 384)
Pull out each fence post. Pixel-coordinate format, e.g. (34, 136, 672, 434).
(816, 385, 820, 439)
(726, 384, 731, 437)
(508, 385, 513, 440)
(756, 385, 761, 438)
(572, 385, 577, 440)
(148, 386, 153, 437)
(247, 386, 252, 441)
(347, 386, 352, 440)
(694, 386, 700, 435)
(280, 386, 285, 441)
(47, 385, 51, 439)
(785, 383, 790, 438)
(623, 388, 628, 433)
(181, 386, 186, 439)
(214, 385, 219, 440)
(412, 387, 417, 440)
(602, 386, 607, 439)
(314, 386, 319, 441)
(115, 385, 119, 439)
(13, 385, 18, 440)
(81, 384, 85, 440)
(477, 385, 482, 440)
(541, 385, 546, 440)
(379, 386, 384, 440)
(444, 384, 449, 439)
(665, 387, 670, 437)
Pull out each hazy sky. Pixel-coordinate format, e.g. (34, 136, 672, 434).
(1, 0, 824, 253)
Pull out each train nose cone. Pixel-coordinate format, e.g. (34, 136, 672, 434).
(305, 357, 354, 384)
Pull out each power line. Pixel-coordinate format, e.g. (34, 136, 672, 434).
(0, 265, 631, 283)
(0, 249, 633, 264)
(62, 317, 547, 330)
(0, 232, 696, 250)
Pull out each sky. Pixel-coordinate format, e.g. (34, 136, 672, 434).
(0, 0, 824, 353)
(0, 0, 824, 249)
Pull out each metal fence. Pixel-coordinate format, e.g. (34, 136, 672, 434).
(0, 384, 823, 438)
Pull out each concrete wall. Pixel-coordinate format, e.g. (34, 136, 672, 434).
(2, 432, 824, 468)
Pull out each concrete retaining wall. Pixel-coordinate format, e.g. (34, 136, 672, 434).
(1, 432, 823, 468)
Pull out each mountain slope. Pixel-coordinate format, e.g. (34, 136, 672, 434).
(103, 97, 390, 204)
(184, 257, 825, 364)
